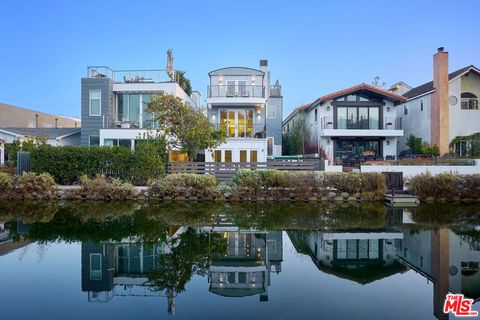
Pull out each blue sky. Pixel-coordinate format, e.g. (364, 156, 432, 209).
(1, 0, 479, 118)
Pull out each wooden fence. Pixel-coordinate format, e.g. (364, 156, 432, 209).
(166, 160, 322, 182)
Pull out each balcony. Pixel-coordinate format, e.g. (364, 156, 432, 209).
(87, 66, 172, 83)
(208, 85, 265, 98)
(320, 116, 403, 137)
(211, 122, 265, 139)
(100, 114, 159, 130)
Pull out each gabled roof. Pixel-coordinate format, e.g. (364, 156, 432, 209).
(403, 65, 480, 100)
(0, 127, 80, 139)
(310, 83, 407, 107)
(283, 103, 312, 124)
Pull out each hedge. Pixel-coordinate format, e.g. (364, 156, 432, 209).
(231, 170, 387, 200)
(409, 172, 480, 200)
(30, 145, 165, 185)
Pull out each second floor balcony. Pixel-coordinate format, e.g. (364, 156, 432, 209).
(208, 85, 265, 98)
(320, 116, 403, 137)
(211, 122, 265, 139)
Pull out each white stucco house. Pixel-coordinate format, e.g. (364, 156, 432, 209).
(283, 83, 406, 164)
(390, 47, 480, 156)
(205, 60, 283, 163)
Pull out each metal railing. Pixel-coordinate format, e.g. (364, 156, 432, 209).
(101, 114, 159, 129)
(87, 66, 171, 83)
(321, 116, 402, 130)
(211, 122, 265, 138)
(167, 159, 322, 181)
(208, 85, 265, 98)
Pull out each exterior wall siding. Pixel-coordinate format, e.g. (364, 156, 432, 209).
(80, 78, 114, 146)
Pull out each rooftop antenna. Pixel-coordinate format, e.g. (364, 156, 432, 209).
(372, 76, 386, 88)
(166, 49, 175, 81)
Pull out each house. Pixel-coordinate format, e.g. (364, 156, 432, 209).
(80, 52, 201, 160)
(399, 228, 480, 318)
(289, 230, 406, 285)
(283, 84, 406, 163)
(0, 102, 80, 129)
(205, 60, 283, 162)
(392, 48, 480, 156)
(204, 228, 282, 301)
(0, 127, 81, 146)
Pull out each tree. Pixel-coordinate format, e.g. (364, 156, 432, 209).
(131, 133, 167, 185)
(146, 94, 225, 161)
(282, 116, 311, 155)
(406, 135, 423, 154)
(175, 70, 192, 96)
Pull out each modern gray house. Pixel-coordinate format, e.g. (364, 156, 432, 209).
(80, 53, 201, 153)
(205, 60, 283, 162)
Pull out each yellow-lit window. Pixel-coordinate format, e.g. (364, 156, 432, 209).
(240, 150, 247, 162)
(224, 150, 232, 163)
(250, 150, 257, 162)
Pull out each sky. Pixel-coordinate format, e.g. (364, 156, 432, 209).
(1, 0, 479, 119)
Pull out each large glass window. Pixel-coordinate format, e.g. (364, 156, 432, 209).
(90, 254, 102, 280)
(336, 107, 380, 129)
(117, 93, 156, 128)
(89, 90, 101, 116)
(368, 107, 379, 129)
(335, 139, 380, 160)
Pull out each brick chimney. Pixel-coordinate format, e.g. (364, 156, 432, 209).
(431, 47, 449, 155)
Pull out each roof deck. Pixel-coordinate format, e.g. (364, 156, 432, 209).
(87, 66, 172, 83)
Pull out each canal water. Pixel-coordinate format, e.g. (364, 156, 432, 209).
(0, 201, 479, 320)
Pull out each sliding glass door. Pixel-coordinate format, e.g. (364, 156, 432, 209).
(219, 109, 254, 138)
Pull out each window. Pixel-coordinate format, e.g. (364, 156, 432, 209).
(238, 81, 247, 97)
(314, 108, 318, 122)
(420, 100, 424, 111)
(89, 136, 99, 146)
(250, 150, 257, 162)
(240, 150, 247, 162)
(461, 92, 479, 110)
(287, 123, 290, 132)
(404, 105, 408, 115)
(89, 89, 101, 116)
(336, 107, 380, 129)
(90, 253, 102, 280)
(266, 104, 276, 118)
(267, 137, 274, 156)
(227, 81, 235, 96)
(214, 150, 221, 162)
(224, 150, 232, 162)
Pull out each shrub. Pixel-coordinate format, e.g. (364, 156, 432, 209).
(321, 172, 387, 199)
(410, 172, 480, 200)
(30, 144, 166, 185)
(0, 172, 57, 200)
(232, 170, 317, 199)
(231, 170, 386, 200)
(69, 175, 135, 200)
(149, 174, 219, 198)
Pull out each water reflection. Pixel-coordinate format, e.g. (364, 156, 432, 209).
(1, 202, 480, 319)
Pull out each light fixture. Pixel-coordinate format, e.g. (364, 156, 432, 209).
(212, 114, 216, 121)
(387, 106, 391, 112)
(327, 140, 331, 145)
(326, 106, 330, 111)
(386, 140, 391, 145)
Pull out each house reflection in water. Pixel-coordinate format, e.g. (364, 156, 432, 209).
(399, 227, 480, 320)
(81, 226, 187, 314)
(197, 225, 283, 302)
(289, 230, 406, 284)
